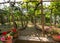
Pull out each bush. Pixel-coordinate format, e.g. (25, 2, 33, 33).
(57, 24, 60, 28)
(45, 23, 51, 26)
(50, 29, 60, 35)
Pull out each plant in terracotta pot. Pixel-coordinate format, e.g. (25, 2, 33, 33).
(0, 31, 13, 43)
(5, 34, 13, 43)
(52, 35, 60, 42)
(0, 32, 7, 43)
(51, 29, 60, 42)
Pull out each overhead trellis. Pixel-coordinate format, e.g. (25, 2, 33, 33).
(0, 0, 60, 4)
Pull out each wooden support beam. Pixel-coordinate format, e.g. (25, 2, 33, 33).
(42, 0, 60, 2)
(0, 1, 22, 4)
(0, 0, 60, 4)
(29, 0, 60, 2)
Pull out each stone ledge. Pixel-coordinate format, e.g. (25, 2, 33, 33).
(18, 36, 56, 43)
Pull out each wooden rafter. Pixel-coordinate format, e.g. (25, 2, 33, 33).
(30, 0, 60, 2)
(0, 0, 60, 4)
(0, 1, 22, 4)
(42, 0, 60, 2)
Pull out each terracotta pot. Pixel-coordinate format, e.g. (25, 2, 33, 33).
(52, 35, 60, 42)
(5, 39, 12, 43)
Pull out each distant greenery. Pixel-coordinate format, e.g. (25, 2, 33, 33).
(0, 0, 60, 28)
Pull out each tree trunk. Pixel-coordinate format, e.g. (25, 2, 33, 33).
(54, 15, 56, 27)
(0, 14, 5, 25)
(31, 16, 34, 24)
(11, 14, 17, 29)
(41, 0, 45, 36)
(10, 7, 17, 29)
(20, 16, 24, 28)
(50, 9, 52, 27)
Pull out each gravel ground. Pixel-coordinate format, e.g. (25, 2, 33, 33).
(19, 26, 42, 37)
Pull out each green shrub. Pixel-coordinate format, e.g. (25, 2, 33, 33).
(45, 23, 51, 26)
(57, 25, 60, 28)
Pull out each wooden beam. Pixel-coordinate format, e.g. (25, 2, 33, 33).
(0, 0, 60, 4)
(29, 0, 60, 2)
(0, 1, 22, 4)
(42, 0, 60, 2)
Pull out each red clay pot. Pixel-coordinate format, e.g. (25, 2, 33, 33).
(52, 35, 60, 42)
(5, 39, 12, 43)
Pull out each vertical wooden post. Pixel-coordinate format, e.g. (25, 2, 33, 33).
(41, 0, 45, 36)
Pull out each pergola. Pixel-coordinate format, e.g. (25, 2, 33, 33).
(0, 0, 59, 36)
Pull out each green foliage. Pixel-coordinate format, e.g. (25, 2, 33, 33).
(50, 2, 60, 16)
(35, 10, 41, 16)
(0, 0, 44, 25)
(45, 23, 51, 26)
(23, 0, 29, 2)
(57, 24, 60, 28)
(45, 10, 50, 23)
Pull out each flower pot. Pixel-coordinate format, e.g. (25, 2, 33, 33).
(5, 39, 12, 43)
(5, 36, 13, 43)
(52, 35, 60, 42)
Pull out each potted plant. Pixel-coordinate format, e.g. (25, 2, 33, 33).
(5, 34, 13, 43)
(52, 35, 60, 42)
(0, 27, 18, 43)
(51, 29, 60, 42)
(0, 32, 7, 43)
(0, 31, 13, 43)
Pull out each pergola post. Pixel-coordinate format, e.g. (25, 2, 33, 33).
(41, 0, 45, 36)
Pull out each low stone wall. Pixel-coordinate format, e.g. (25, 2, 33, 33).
(15, 40, 57, 43)
(14, 36, 58, 43)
